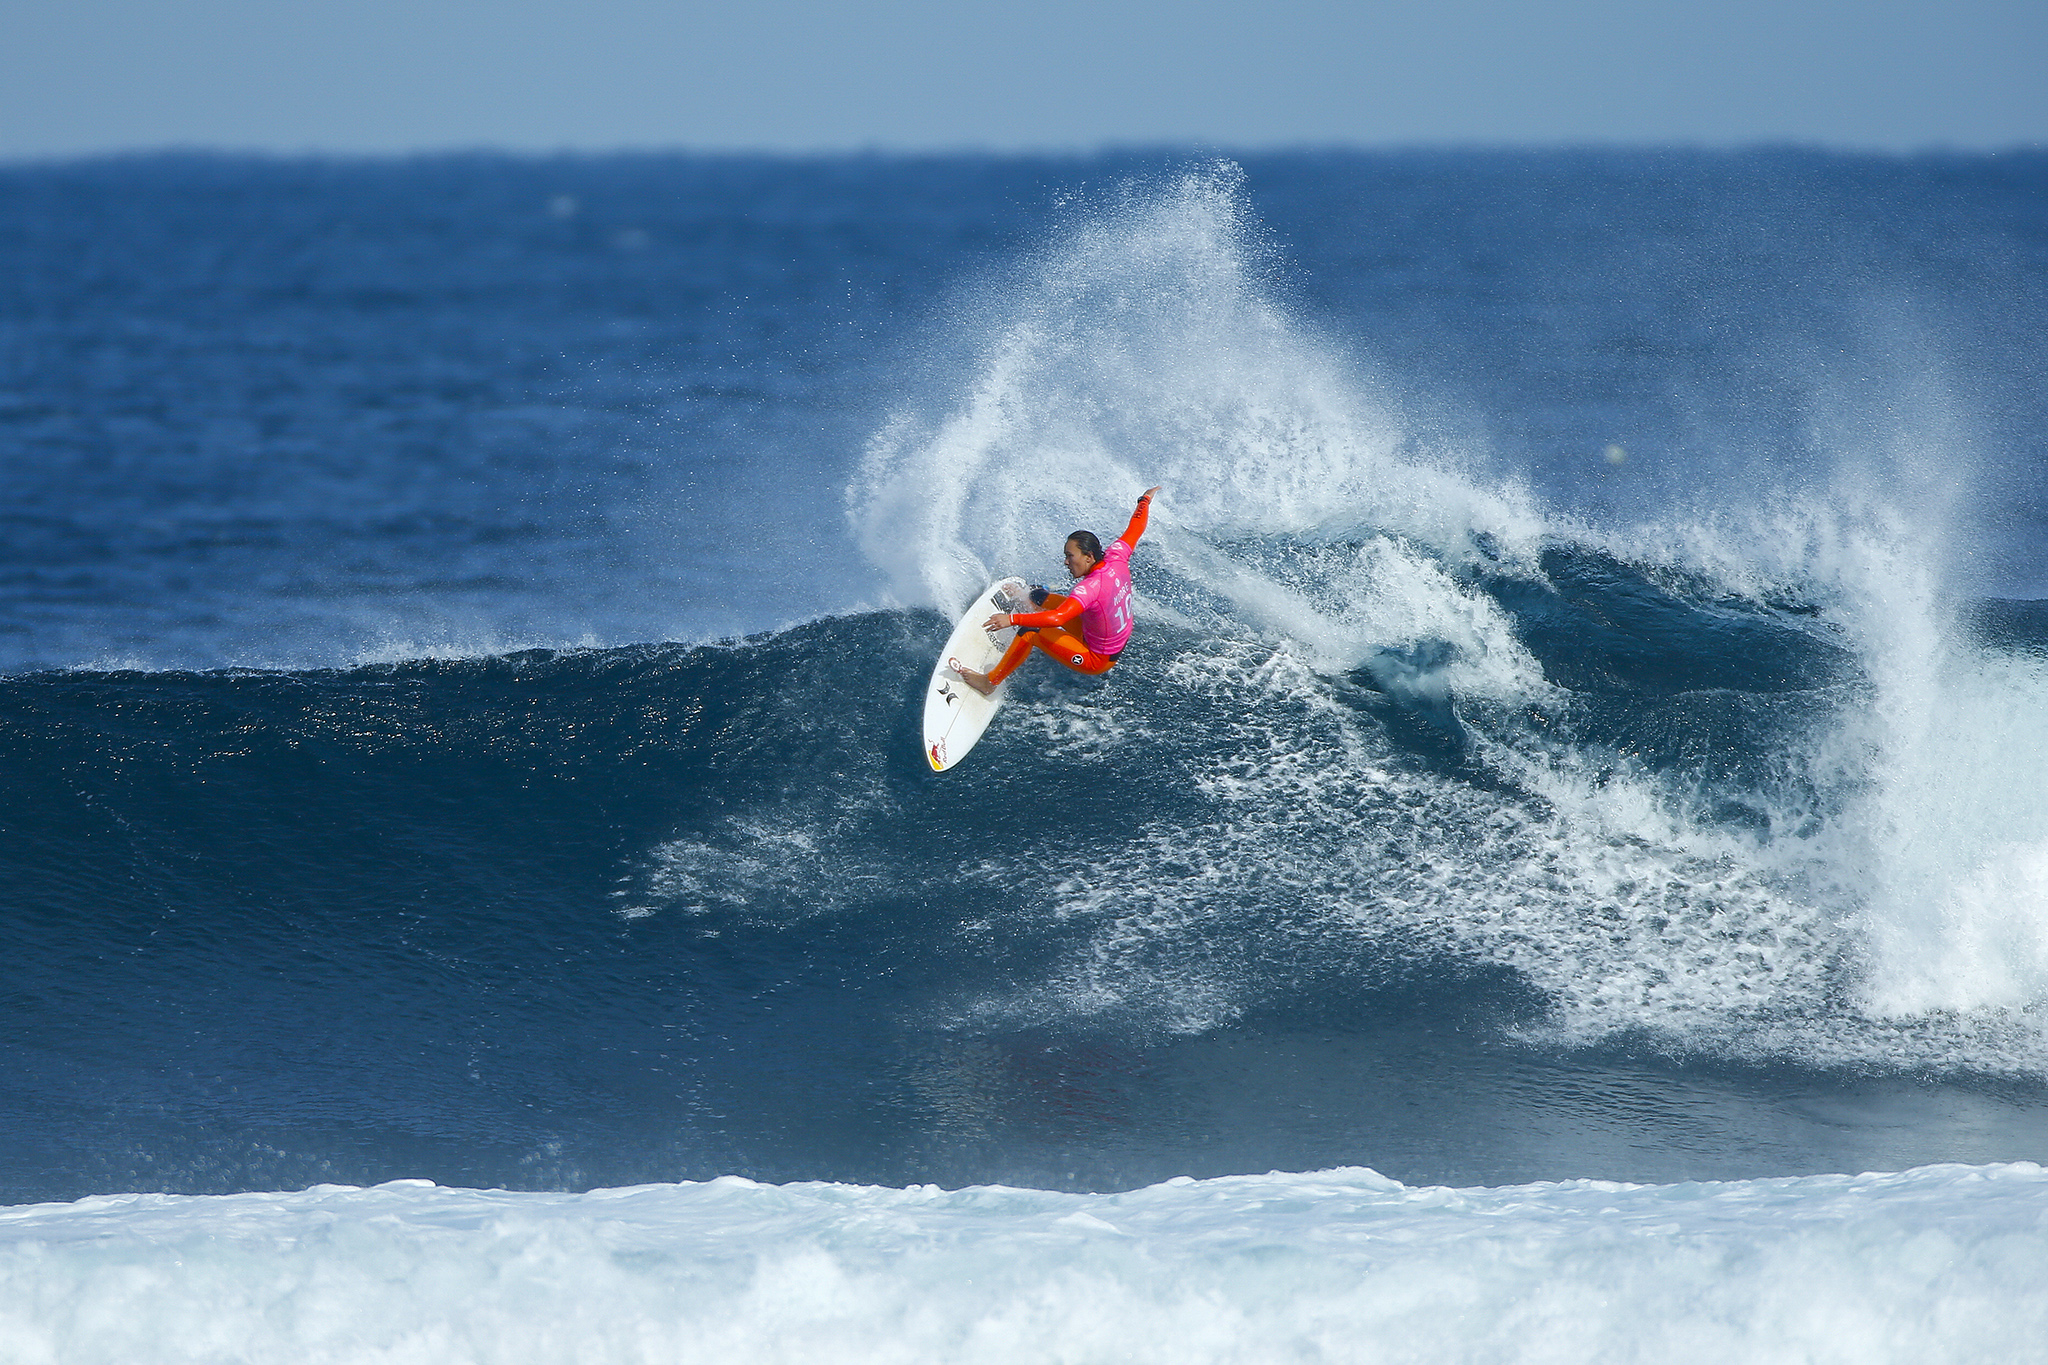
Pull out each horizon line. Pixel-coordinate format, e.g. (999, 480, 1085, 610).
(6, 135, 2046, 170)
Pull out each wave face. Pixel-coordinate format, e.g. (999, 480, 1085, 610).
(4, 147, 2048, 1278)
(6, 588, 2047, 1202)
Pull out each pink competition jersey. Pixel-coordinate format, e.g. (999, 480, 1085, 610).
(1066, 538, 1135, 655)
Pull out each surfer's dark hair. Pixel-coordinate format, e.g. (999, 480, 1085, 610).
(1067, 530, 1104, 564)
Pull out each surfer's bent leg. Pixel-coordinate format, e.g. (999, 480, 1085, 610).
(981, 627, 1039, 688)
(982, 592, 1071, 688)
(986, 624, 1118, 685)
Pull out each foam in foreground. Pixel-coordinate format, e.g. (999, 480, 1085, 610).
(3, 1162, 2044, 1363)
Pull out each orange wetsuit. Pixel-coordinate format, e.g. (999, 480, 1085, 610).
(986, 493, 1151, 685)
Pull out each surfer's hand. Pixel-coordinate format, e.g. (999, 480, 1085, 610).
(1141, 485, 1162, 501)
(984, 612, 1013, 631)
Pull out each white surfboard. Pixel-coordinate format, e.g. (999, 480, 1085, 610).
(922, 576, 1029, 772)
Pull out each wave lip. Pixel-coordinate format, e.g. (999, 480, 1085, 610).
(4, 1162, 2044, 1364)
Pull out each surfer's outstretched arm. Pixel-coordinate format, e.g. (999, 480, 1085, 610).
(1118, 486, 1162, 549)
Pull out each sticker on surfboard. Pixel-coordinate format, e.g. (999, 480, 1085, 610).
(922, 576, 1028, 771)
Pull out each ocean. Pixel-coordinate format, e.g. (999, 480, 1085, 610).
(2, 148, 2045, 1361)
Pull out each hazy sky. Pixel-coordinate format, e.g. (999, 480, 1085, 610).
(4, 0, 2044, 158)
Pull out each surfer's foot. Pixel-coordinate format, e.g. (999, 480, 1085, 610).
(948, 659, 996, 696)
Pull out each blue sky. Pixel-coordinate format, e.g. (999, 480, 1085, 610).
(4, 0, 2043, 157)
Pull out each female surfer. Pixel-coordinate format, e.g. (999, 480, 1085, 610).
(951, 485, 1163, 697)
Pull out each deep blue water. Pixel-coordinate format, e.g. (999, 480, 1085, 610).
(3, 149, 2047, 1206)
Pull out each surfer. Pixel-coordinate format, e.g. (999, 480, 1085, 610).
(951, 486, 1162, 697)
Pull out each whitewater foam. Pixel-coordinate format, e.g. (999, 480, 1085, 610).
(3, 1164, 2042, 1364)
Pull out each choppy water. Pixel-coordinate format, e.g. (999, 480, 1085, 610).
(3, 148, 2045, 1361)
